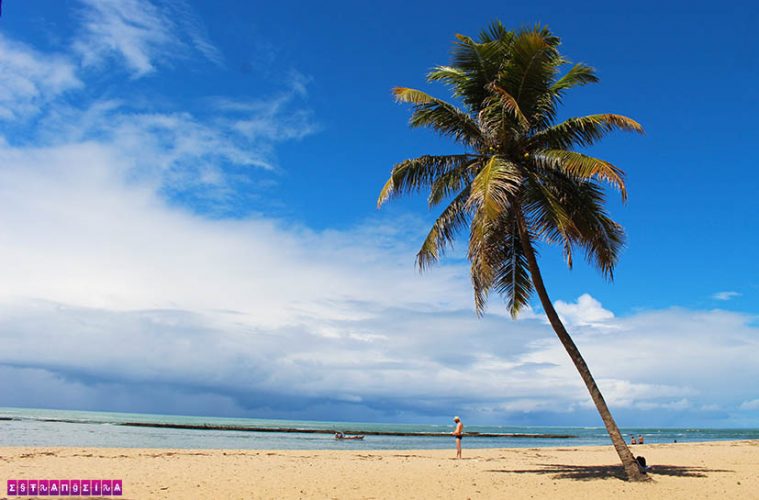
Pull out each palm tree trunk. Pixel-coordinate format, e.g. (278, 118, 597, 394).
(516, 215, 647, 482)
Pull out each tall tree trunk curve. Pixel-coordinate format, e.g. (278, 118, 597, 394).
(516, 212, 647, 482)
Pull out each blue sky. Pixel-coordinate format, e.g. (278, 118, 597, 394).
(0, 0, 757, 427)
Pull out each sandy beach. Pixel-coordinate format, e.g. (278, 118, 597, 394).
(2, 440, 757, 499)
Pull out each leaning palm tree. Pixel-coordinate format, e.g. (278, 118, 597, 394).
(378, 22, 647, 481)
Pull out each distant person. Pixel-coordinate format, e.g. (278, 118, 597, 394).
(638, 434, 645, 444)
(451, 416, 464, 458)
(335, 432, 344, 439)
(630, 435, 637, 445)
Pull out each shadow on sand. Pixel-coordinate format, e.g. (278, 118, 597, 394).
(487, 463, 734, 481)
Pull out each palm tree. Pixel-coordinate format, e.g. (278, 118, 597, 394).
(377, 22, 647, 481)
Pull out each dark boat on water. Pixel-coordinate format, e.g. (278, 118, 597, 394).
(335, 432, 364, 440)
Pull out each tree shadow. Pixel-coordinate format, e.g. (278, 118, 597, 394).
(487, 463, 734, 481)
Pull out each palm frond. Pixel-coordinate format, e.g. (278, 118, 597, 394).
(442, 35, 508, 110)
(427, 65, 468, 89)
(467, 157, 521, 314)
(523, 171, 624, 278)
(468, 212, 535, 317)
(468, 208, 495, 315)
(530, 150, 627, 201)
(492, 215, 534, 317)
(497, 28, 562, 129)
(428, 159, 481, 207)
(478, 20, 512, 43)
(377, 154, 476, 207)
(551, 63, 598, 93)
(466, 156, 521, 219)
(417, 187, 471, 270)
(566, 181, 625, 279)
(484, 82, 529, 130)
(530, 114, 643, 149)
(393, 87, 482, 146)
(521, 170, 579, 268)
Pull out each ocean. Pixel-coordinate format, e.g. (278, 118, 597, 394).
(1, 407, 757, 450)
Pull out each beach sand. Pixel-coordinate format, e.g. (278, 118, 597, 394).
(2, 440, 757, 499)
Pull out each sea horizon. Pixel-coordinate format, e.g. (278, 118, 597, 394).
(3, 407, 757, 451)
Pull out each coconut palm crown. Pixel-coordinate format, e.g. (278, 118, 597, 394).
(378, 22, 647, 481)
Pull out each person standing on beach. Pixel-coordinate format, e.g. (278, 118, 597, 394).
(451, 416, 464, 459)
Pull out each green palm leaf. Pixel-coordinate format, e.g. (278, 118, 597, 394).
(530, 149, 627, 200)
(498, 28, 562, 129)
(492, 215, 534, 317)
(393, 87, 482, 147)
(530, 113, 643, 149)
(417, 187, 471, 270)
(551, 63, 599, 93)
(427, 160, 480, 207)
(466, 157, 520, 219)
(481, 82, 530, 132)
(378, 154, 476, 207)
(466, 157, 521, 312)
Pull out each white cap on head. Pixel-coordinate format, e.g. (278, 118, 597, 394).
(454, 416, 460, 421)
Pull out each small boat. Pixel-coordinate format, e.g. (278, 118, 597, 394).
(334, 433, 364, 440)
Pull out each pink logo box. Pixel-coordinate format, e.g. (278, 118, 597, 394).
(7, 479, 123, 496)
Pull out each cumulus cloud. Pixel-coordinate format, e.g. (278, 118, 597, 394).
(554, 293, 615, 328)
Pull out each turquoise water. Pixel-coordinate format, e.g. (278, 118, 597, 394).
(1, 407, 757, 450)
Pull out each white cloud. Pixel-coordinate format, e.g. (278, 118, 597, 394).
(712, 291, 741, 301)
(589, 380, 695, 409)
(0, 117, 757, 423)
(635, 398, 692, 411)
(700, 403, 721, 411)
(554, 293, 615, 327)
(0, 34, 81, 120)
(1, 138, 758, 424)
(28, 83, 316, 212)
(167, 0, 224, 66)
(739, 399, 759, 410)
(73, 0, 221, 77)
(0, 139, 470, 327)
